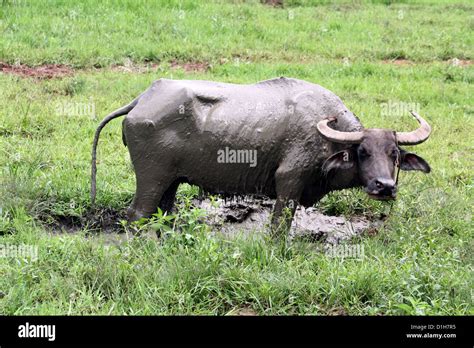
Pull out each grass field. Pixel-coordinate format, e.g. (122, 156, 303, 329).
(0, 0, 472, 315)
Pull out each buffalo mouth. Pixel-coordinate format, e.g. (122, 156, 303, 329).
(367, 192, 397, 201)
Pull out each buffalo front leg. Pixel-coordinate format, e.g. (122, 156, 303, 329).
(270, 197, 297, 238)
(270, 167, 303, 238)
(158, 179, 180, 213)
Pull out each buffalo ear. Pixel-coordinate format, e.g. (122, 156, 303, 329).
(323, 150, 355, 173)
(399, 149, 431, 173)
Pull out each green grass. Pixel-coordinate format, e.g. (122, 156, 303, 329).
(1, 0, 472, 67)
(0, 0, 472, 315)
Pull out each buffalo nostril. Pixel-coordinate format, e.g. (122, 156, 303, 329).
(375, 180, 384, 189)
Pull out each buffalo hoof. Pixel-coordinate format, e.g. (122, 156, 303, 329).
(126, 207, 147, 223)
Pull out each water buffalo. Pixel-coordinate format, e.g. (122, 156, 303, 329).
(91, 77, 431, 233)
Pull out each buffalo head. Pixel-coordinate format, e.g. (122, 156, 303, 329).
(317, 111, 431, 200)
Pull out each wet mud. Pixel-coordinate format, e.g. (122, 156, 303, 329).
(194, 198, 376, 245)
(40, 198, 378, 246)
(40, 208, 126, 234)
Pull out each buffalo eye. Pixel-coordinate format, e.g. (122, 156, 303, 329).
(390, 148, 400, 160)
(358, 146, 370, 159)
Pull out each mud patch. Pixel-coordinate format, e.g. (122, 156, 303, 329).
(380, 58, 473, 67)
(110, 58, 160, 73)
(261, 0, 284, 7)
(447, 58, 473, 67)
(381, 59, 414, 66)
(40, 208, 126, 234)
(39, 198, 378, 246)
(110, 59, 210, 74)
(194, 198, 376, 245)
(170, 60, 210, 73)
(0, 61, 73, 79)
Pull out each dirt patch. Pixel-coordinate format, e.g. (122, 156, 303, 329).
(0, 61, 74, 79)
(228, 307, 258, 316)
(261, 0, 284, 7)
(381, 59, 414, 66)
(110, 58, 160, 73)
(170, 60, 210, 73)
(380, 58, 473, 67)
(327, 307, 348, 316)
(447, 58, 473, 67)
(110, 65, 155, 73)
(110, 59, 210, 74)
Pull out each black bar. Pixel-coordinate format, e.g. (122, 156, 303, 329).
(0, 316, 472, 346)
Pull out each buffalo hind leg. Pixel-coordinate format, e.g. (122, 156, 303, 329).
(127, 169, 176, 222)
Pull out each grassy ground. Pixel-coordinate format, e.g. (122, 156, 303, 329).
(0, 0, 472, 315)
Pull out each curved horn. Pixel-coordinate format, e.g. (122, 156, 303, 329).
(316, 117, 364, 144)
(396, 111, 431, 145)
